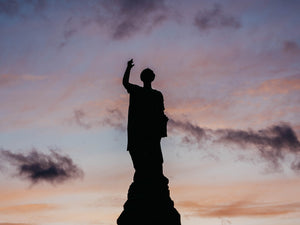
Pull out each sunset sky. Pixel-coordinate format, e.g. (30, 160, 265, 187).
(0, 0, 300, 225)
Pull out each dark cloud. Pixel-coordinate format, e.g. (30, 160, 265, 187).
(218, 124, 300, 152)
(0, 148, 83, 184)
(78, 101, 300, 173)
(57, 0, 168, 41)
(91, 104, 300, 173)
(194, 4, 241, 31)
(0, 0, 19, 16)
(291, 157, 300, 172)
(102, 108, 126, 131)
(106, 0, 168, 39)
(32, 0, 47, 12)
(64, 27, 77, 40)
(0, 0, 47, 16)
(1, 0, 168, 43)
(74, 109, 92, 129)
(283, 41, 300, 54)
(168, 118, 208, 144)
(218, 124, 300, 171)
(59, 16, 78, 48)
(169, 119, 300, 173)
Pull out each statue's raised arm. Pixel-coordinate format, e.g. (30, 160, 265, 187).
(122, 59, 134, 90)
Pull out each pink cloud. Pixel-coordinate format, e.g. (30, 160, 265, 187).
(179, 200, 300, 217)
(244, 75, 300, 96)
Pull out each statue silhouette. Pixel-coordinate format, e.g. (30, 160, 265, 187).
(122, 59, 168, 175)
(117, 59, 181, 225)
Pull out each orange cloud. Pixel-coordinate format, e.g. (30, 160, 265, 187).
(0, 223, 34, 225)
(178, 200, 300, 217)
(245, 75, 300, 96)
(0, 74, 47, 87)
(173, 177, 300, 219)
(0, 204, 57, 214)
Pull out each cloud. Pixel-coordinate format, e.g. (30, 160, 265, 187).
(0, 0, 168, 44)
(56, 0, 169, 42)
(218, 124, 300, 170)
(242, 75, 300, 96)
(102, 108, 126, 130)
(59, 16, 78, 48)
(0, 148, 83, 184)
(0, 223, 34, 225)
(104, 0, 168, 39)
(0, 74, 47, 87)
(87, 102, 300, 173)
(33, 0, 47, 12)
(0, 0, 47, 16)
(218, 124, 300, 153)
(168, 118, 207, 143)
(0, 203, 57, 214)
(221, 218, 231, 225)
(194, 4, 241, 31)
(0, 0, 19, 16)
(179, 200, 300, 217)
(291, 157, 300, 172)
(72, 108, 126, 131)
(73, 109, 92, 129)
(0, 74, 18, 87)
(283, 41, 300, 54)
(168, 119, 300, 172)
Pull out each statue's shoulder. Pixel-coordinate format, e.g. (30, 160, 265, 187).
(127, 84, 142, 94)
(153, 89, 163, 98)
(152, 88, 162, 95)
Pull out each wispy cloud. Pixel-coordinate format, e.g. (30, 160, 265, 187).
(242, 74, 300, 96)
(0, 0, 20, 16)
(0, 203, 57, 214)
(0, 148, 83, 184)
(59, 16, 78, 48)
(85, 102, 300, 173)
(0, 223, 34, 225)
(60, 0, 169, 43)
(72, 108, 126, 131)
(73, 109, 92, 129)
(107, 0, 168, 39)
(194, 3, 241, 31)
(102, 108, 126, 131)
(0, 0, 169, 45)
(169, 118, 207, 143)
(0, 74, 47, 87)
(283, 41, 300, 54)
(179, 200, 300, 217)
(168, 119, 300, 173)
(0, 0, 47, 16)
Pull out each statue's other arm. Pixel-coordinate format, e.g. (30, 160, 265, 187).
(122, 59, 134, 89)
(158, 91, 168, 138)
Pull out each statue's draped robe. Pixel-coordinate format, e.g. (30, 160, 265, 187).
(118, 83, 181, 225)
(125, 84, 166, 167)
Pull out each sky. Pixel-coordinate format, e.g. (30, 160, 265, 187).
(0, 0, 300, 224)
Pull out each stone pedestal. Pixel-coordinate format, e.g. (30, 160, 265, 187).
(117, 171, 181, 225)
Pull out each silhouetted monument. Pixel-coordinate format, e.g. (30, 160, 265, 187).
(117, 59, 181, 225)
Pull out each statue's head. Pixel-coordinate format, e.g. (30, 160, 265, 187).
(140, 68, 155, 83)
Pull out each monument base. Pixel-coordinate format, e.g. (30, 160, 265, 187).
(117, 171, 181, 225)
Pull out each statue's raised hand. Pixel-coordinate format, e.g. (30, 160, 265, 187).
(127, 59, 134, 69)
